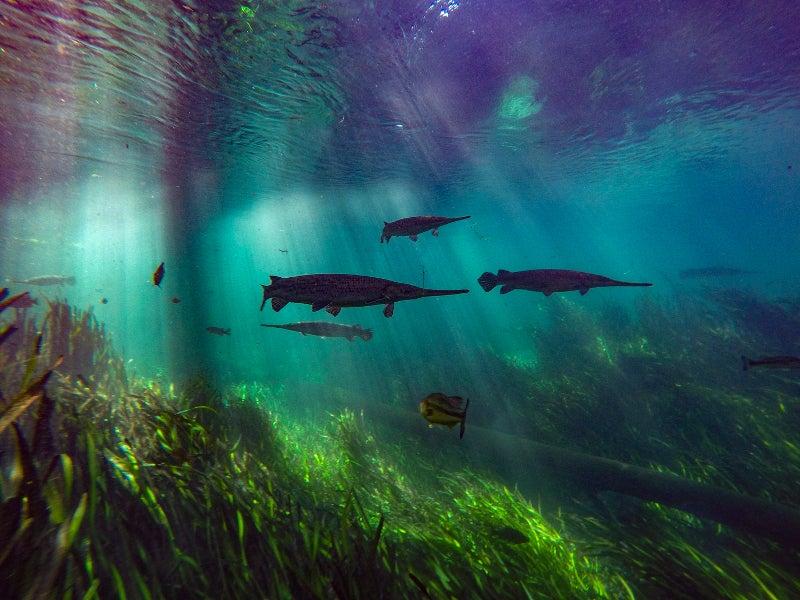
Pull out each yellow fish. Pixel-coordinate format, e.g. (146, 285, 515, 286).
(419, 393, 470, 439)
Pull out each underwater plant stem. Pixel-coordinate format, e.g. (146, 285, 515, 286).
(368, 405, 800, 550)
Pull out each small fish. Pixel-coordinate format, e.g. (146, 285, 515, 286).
(419, 393, 470, 439)
(381, 215, 470, 243)
(171, 297, 181, 304)
(101, 297, 108, 304)
(206, 327, 231, 336)
(741, 355, 800, 371)
(153, 262, 165, 287)
(5, 275, 76, 286)
(261, 321, 373, 342)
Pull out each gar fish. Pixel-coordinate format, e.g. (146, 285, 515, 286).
(478, 269, 652, 296)
(381, 215, 470, 243)
(152, 262, 165, 287)
(741, 355, 800, 371)
(680, 267, 756, 279)
(260, 321, 373, 342)
(206, 327, 231, 336)
(5, 275, 75, 286)
(260, 273, 469, 318)
(419, 393, 470, 439)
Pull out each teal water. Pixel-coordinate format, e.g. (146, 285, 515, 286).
(2, 1, 800, 595)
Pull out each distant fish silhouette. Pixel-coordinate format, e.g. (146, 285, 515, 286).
(261, 321, 373, 342)
(5, 275, 75, 286)
(478, 269, 652, 296)
(680, 267, 756, 279)
(152, 262, 165, 287)
(260, 273, 468, 318)
(741, 355, 800, 371)
(381, 215, 470, 243)
(206, 327, 231, 336)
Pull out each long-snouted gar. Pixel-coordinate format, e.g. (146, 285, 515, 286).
(260, 273, 469, 318)
(5, 275, 76, 286)
(478, 269, 652, 296)
(741, 355, 800, 371)
(261, 321, 373, 342)
(381, 215, 470, 243)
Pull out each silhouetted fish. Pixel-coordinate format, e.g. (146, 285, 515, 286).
(381, 215, 470, 243)
(5, 275, 75, 286)
(206, 327, 231, 336)
(152, 262, 165, 287)
(741, 355, 800, 371)
(680, 267, 756, 279)
(260, 274, 469, 318)
(261, 321, 373, 342)
(478, 269, 652, 296)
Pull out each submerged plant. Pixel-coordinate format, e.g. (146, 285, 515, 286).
(3, 293, 799, 599)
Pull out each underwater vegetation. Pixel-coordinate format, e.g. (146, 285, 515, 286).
(2, 290, 800, 598)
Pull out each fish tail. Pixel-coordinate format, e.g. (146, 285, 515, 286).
(741, 355, 750, 371)
(260, 285, 270, 311)
(460, 398, 470, 439)
(477, 272, 497, 292)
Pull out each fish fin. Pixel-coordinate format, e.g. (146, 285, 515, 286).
(477, 272, 497, 292)
(497, 269, 511, 276)
(432, 227, 439, 236)
(580, 289, 589, 295)
(260, 285, 271, 311)
(543, 290, 553, 296)
(271, 297, 288, 312)
(383, 302, 395, 317)
(499, 285, 513, 294)
(741, 356, 749, 371)
(410, 235, 418, 242)
(269, 275, 282, 283)
(460, 398, 469, 439)
(346, 336, 354, 342)
(326, 305, 341, 317)
(312, 301, 329, 312)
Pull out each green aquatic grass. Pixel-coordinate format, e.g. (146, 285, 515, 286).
(3, 294, 800, 598)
